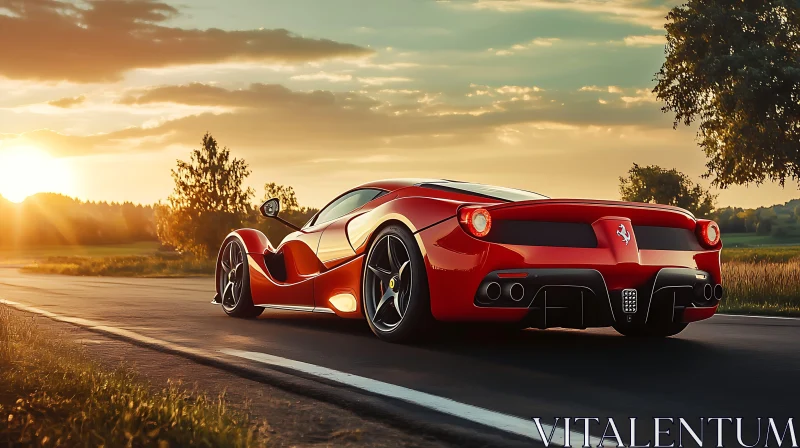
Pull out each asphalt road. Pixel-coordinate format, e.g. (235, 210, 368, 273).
(1, 267, 798, 445)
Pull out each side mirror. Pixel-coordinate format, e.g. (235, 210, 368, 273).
(259, 197, 303, 232)
(260, 198, 280, 218)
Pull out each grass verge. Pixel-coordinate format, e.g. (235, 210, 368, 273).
(21, 253, 214, 277)
(0, 306, 262, 447)
(719, 261, 800, 316)
(0, 242, 161, 265)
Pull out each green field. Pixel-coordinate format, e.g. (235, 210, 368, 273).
(722, 232, 800, 247)
(0, 241, 161, 264)
(22, 254, 214, 278)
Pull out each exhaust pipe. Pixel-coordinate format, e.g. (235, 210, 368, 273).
(484, 282, 501, 301)
(714, 284, 723, 301)
(504, 282, 525, 302)
(703, 283, 713, 301)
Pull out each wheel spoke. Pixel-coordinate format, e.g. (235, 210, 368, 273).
(373, 288, 395, 321)
(368, 264, 393, 285)
(397, 260, 410, 281)
(393, 292, 404, 318)
(222, 281, 235, 307)
(221, 243, 232, 271)
(387, 236, 399, 273)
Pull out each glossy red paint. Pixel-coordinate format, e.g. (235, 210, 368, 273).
(487, 199, 696, 228)
(216, 179, 722, 330)
(497, 272, 528, 279)
(347, 193, 478, 254)
(312, 255, 364, 318)
(416, 216, 720, 321)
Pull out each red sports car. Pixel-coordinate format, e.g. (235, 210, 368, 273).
(213, 179, 723, 342)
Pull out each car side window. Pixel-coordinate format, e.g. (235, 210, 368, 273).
(312, 189, 383, 226)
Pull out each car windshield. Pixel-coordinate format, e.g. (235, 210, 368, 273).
(421, 182, 549, 202)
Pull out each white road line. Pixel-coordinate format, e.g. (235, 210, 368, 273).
(0, 298, 605, 447)
(224, 348, 603, 446)
(716, 313, 800, 321)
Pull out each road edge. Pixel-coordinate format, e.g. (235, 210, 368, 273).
(0, 298, 539, 448)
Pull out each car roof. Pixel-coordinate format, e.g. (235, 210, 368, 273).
(355, 178, 454, 191)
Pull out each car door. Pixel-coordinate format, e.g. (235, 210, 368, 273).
(252, 218, 330, 309)
(315, 189, 385, 269)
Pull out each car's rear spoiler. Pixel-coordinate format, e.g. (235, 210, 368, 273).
(478, 199, 697, 229)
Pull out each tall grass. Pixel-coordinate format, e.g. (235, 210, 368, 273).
(722, 246, 800, 263)
(0, 306, 263, 447)
(720, 261, 800, 316)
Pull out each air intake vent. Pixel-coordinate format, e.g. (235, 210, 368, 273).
(484, 221, 598, 248)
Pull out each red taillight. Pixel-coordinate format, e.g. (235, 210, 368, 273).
(459, 206, 492, 237)
(696, 220, 721, 248)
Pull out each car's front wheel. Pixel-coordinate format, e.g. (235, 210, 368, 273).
(362, 226, 433, 342)
(218, 238, 263, 319)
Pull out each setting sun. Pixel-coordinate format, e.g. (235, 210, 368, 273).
(0, 146, 74, 203)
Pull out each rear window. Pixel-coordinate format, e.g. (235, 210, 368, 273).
(420, 182, 549, 202)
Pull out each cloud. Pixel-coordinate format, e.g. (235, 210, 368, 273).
(579, 85, 623, 94)
(513, 37, 561, 49)
(621, 88, 658, 104)
(456, 0, 669, 29)
(47, 95, 86, 108)
(623, 34, 665, 46)
(577, 85, 658, 104)
(290, 72, 354, 83)
(4, 82, 676, 162)
(493, 37, 560, 56)
(0, 128, 146, 157)
(356, 77, 413, 86)
(495, 86, 543, 95)
(117, 83, 377, 110)
(0, 0, 372, 83)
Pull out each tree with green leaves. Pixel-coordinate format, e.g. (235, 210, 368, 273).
(654, 0, 800, 187)
(737, 209, 760, 233)
(156, 133, 254, 259)
(619, 163, 717, 217)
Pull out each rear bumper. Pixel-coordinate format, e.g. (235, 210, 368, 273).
(474, 267, 719, 329)
(416, 218, 722, 326)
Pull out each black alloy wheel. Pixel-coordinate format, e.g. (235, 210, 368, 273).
(363, 226, 433, 342)
(218, 238, 263, 318)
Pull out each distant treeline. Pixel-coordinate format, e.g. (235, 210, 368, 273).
(710, 198, 800, 237)
(3, 190, 797, 249)
(0, 192, 318, 249)
(0, 193, 157, 247)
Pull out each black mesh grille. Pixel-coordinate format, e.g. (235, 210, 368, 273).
(485, 221, 598, 248)
(634, 225, 703, 251)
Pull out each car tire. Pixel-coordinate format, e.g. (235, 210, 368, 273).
(218, 238, 263, 319)
(613, 322, 687, 337)
(362, 225, 434, 343)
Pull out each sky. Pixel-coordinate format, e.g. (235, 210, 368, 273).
(0, 0, 796, 209)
